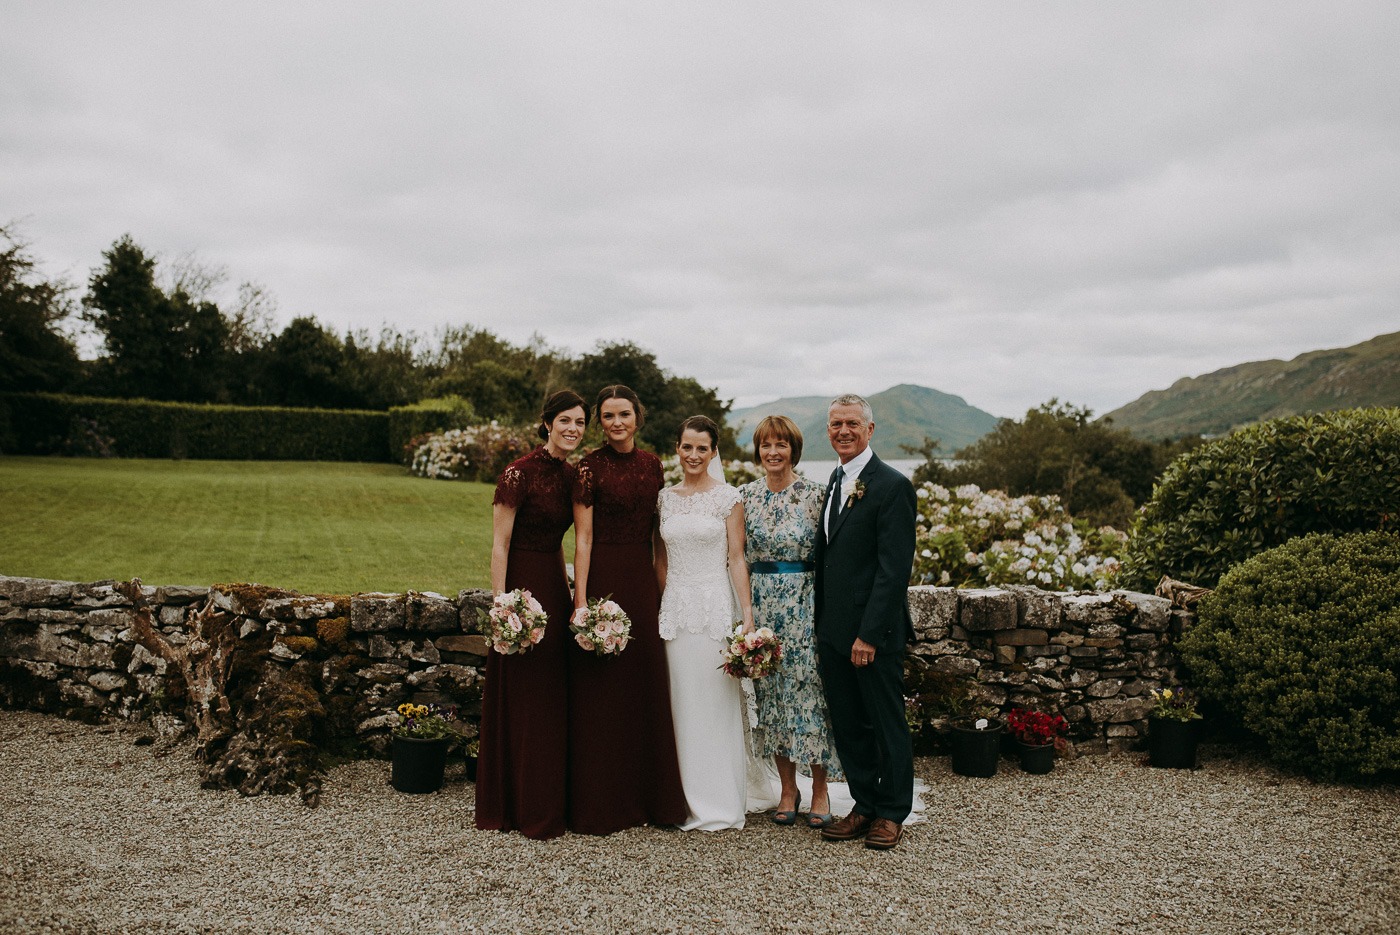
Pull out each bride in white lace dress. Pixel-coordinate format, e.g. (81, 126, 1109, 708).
(656, 416, 756, 831)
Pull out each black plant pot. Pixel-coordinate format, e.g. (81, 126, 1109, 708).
(1017, 740, 1055, 774)
(464, 754, 478, 784)
(950, 718, 1003, 777)
(391, 735, 450, 793)
(1148, 716, 1200, 769)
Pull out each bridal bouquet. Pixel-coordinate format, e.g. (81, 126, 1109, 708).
(482, 589, 548, 655)
(570, 597, 632, 656)
(720, 625, 782, 679)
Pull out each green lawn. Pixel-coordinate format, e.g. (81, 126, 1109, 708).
(0, 457, 520, 595)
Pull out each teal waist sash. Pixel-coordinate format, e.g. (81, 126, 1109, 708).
(749, 560, 814, 574)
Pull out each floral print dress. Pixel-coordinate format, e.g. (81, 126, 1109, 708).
(740, 476, 842, 775)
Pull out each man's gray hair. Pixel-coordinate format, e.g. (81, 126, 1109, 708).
(828, 393, 873, 424)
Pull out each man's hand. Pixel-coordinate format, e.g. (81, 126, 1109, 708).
(851, 637, 876, 668)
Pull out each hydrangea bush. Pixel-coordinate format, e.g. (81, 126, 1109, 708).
(912, 482, 1126, 591)
(408, 423, 537, 483)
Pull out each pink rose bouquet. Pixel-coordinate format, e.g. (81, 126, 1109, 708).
(482, 589, 548, 655)
(720, 624, 782, 679)
(569, 596, 632, 657)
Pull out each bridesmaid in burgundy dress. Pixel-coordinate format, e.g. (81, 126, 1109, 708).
(475, 390, 588, 840)
(569, 385, 687, 833)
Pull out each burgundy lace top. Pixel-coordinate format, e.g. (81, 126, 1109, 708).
(573, 446, 665, 545)
(493, 446, 577, 552)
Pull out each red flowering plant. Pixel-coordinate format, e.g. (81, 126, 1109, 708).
(1006, 707, 1069, 751)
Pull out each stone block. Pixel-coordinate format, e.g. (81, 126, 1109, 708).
(1056, 632, 1085, 647)
(0, 576, 76, 606)
(357, 662, 409, 684)
(1068, 646, 1100, 657)
(949, 625, 970, 641)
(908, 638, 969, 658)
(159, 605, 188, 627)
(932, 656, 979, 675)
(1170, 610, 1196, 638)
(959, 589, 1016, 632)
(436, 634, 489, 655)
(992, 628, 1048, 646)
(88, 671, 128, 693)
(1087, 623, 1125, 640)
(1064, 668, 1098, 689)
(1006, 585, 1062, 630)
(457, 589, 493, 629)
(1085, 696, 1153, 724)
(155, 585, 210, 604)
(993, 645, 1017, 665)
(908, 586, 959, 639)
(1113, 591, 1171, 632)
(238, 619, 263, 639)
(1063, 593, 1126, 626)
(72, 581, 139, 608)
(1106, 723, 1141, 738)
(1062, 704, 1088, 722)
(352, 593, 406, 632)
(1082, 637, 1123, 649)
(26, 608, 79, 630)
(406, 592, 460, 633)
(1125, 633, 1161, 651)
(59, 679, 104, 708)
(406, 663, 479, 691)
(262, 595, 337, 622)
(1085, 678, 1123, 698)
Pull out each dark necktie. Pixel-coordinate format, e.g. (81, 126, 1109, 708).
(830, 466, 845, 526)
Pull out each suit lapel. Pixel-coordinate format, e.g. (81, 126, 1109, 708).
(827, 453, 880, 543)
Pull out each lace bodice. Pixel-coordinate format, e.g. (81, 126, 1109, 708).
(657, 484, 741, 640)
(493, 447, 576, 552)
(574, 446, 665, 545)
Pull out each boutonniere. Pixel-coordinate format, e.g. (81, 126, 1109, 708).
(845, 479, 866, 509)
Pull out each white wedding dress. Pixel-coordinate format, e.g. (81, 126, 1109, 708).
(657, 483, 750, 831)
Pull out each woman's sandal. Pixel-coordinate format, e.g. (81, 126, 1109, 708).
(805, 796, 834, 829)
(771, 791, 802, 826)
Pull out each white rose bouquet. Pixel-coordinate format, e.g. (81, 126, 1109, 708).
(569, 597, 632, 657)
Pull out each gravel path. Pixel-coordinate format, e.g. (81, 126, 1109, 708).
(0, 710, 1395, 935)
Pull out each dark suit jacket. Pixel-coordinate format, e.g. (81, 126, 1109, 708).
(814, 452, 917, 655)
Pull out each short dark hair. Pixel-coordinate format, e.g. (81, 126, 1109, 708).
(677, 414, 720, 449)
(538, 389, 588, 440)
(751, 414, 803, 466)
(595, 384, 646, 428)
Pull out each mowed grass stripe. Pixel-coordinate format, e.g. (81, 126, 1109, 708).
(0, 457, 512, 595)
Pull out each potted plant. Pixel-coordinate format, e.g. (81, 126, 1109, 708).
(463, 734, 479, 784)
(1006, 707, 1068, 774)
(390, 702, 457, 793)
(1147, 686, 1202, 769)
(948, 710, 1004, 777)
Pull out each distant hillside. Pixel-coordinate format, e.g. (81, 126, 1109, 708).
(1102, 330, 1400, 439)
(729, 384, 999, 459)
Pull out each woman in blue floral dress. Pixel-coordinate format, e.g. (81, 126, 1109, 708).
(740, 415, 842, 828)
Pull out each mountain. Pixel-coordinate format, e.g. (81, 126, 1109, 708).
(728, 384, 1000, 459)
(1102, 330, 1400, 439)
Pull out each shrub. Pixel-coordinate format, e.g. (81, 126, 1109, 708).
(388, 396, 477, 464)
(408, 423, 537, 483)
(1181, 531, 1400, 781)
(1123, 408, 1400, 588)
(913, 482, 1126, 590)
(0, 393, 390, 462)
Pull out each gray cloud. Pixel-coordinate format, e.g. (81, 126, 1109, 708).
(3, 1, 1397, 418)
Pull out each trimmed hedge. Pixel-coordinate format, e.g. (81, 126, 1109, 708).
(1181, 531, 1400, 780)
(0, 393, 389, 462)
(1123, 408, 1400, 588)
(387, 396, 477, 464)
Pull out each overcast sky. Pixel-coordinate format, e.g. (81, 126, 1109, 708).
(3, 2, 1397, 417)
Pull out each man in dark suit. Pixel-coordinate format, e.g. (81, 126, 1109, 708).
(815, 393, 917, 850)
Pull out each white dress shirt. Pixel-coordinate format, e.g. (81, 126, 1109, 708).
(825, 445, 874, 537)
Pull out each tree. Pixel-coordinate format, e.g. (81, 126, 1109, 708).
(568, 341, 735, 454)
(83, 235, 230, 401)
(259, 316, 355, 408)
(942, 400, 1166, 528)
(0, 223, 82, 392)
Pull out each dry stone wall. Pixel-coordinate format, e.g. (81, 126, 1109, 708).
(0, 576, 1194, 756)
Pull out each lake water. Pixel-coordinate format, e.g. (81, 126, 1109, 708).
(797, 458, 922, 481)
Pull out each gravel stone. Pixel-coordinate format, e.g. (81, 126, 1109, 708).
(0, 709, 1395, 934)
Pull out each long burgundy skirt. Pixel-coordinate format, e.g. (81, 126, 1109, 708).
(568, 541, 687, 834)
(474, 547, 570, 840)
